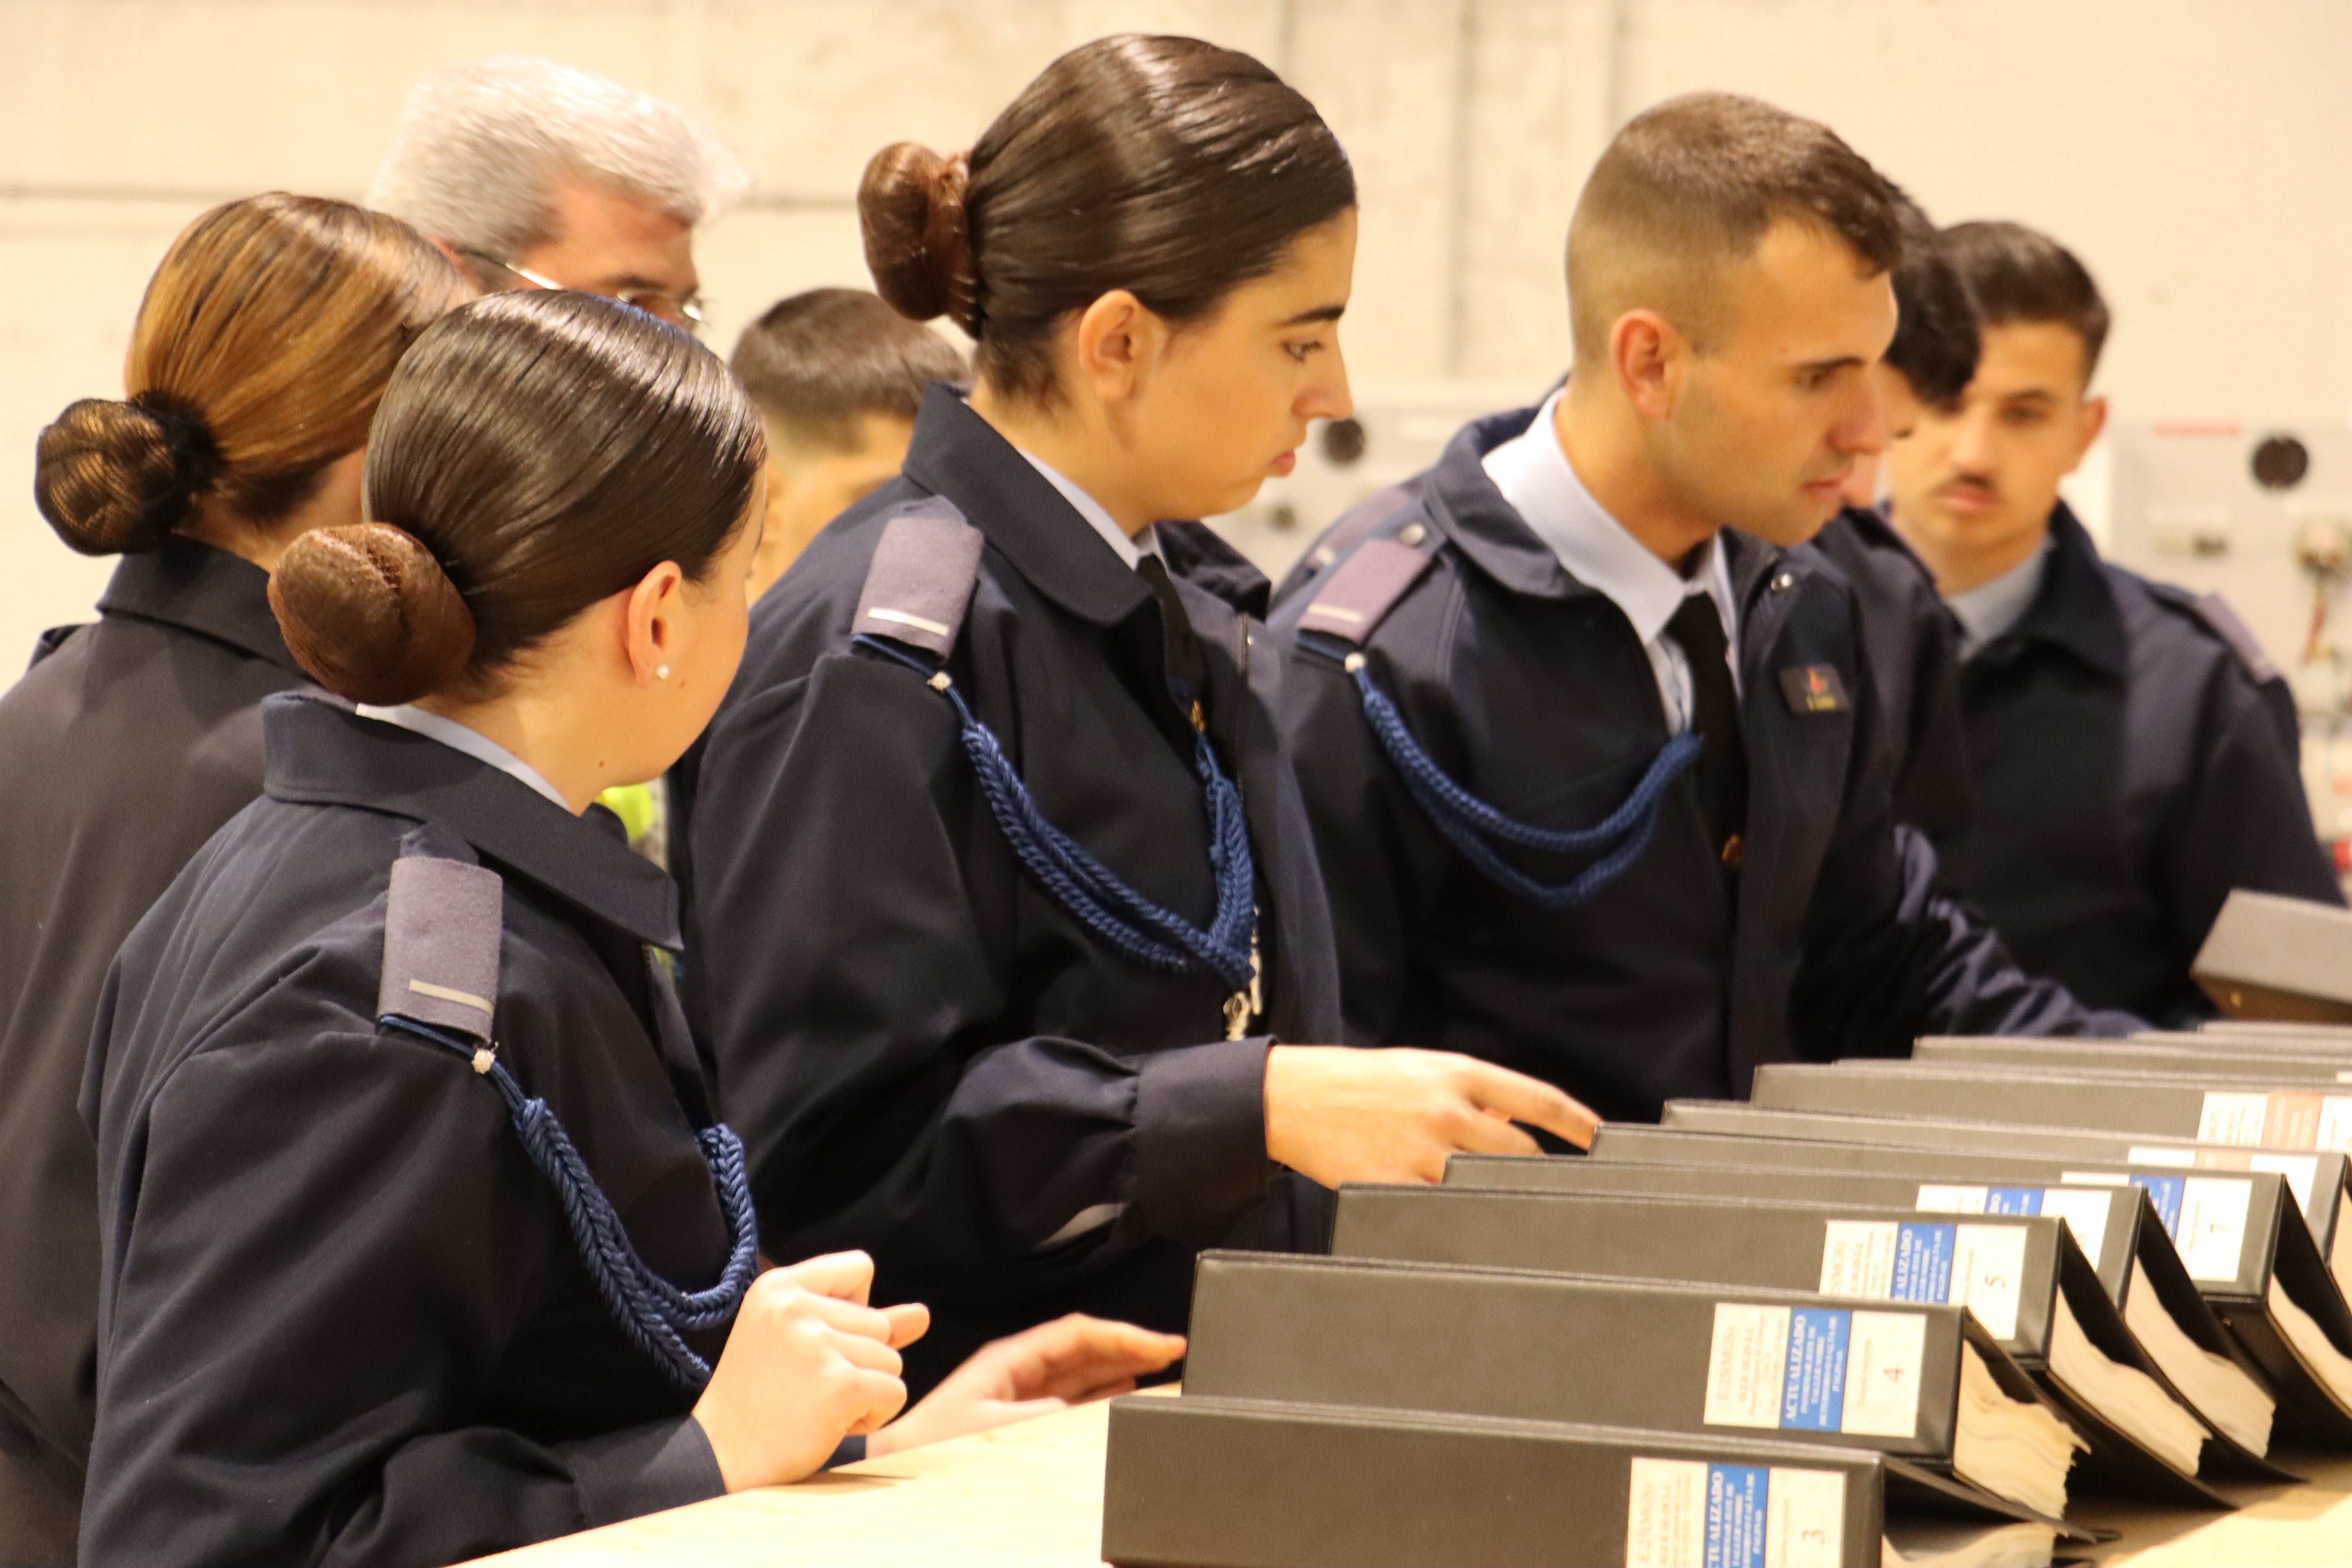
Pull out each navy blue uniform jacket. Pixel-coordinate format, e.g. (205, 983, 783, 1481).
(1269, 406, 2133, 1122)
(80, 696, 732, 1566)
(0, 540, 310, 1566)
(681, 387, 1341, 1389)
(1810, 505, 1972, 847)
(1940, 505, 2343, 1025)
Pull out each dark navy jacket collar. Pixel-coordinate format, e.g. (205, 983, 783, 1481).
(1157, 520, 1272, 619)
(260, 693, 682, 949)
(1975, 503, 2126, 681)
(98, 537, 305, 675)
(900, 384, 1154, 630)
(1423, 403, 1786, 606)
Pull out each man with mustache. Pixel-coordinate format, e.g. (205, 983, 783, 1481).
(1272, 95, 2132, 1127)
(1886, 221, 2341, 1025)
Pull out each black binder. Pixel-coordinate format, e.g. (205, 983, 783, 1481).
(1101, 1397, 2090, 1567)
(1330, 1185, 2241, 1500)
(2192, 889, 2352, 1022)
(1182, 1252, 2078, 1499)
(1647, 1103, 2352, 1269)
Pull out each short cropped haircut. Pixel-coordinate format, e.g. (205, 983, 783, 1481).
(367, 56, 748, 264)
(1567, 92, 1903, 363)
(729, 289, 967, 452)
(1940, 220, 2110, 383)
(1883, 194, 1980, 409)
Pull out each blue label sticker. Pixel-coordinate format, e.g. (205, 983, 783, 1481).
(1706, 1464, 1769, 1568)
(1780, 1307, 1851, 1431)
(1985, 1187, 2043, 1216)
(1891, 1222, 1956, 1303)
(2133, 1174, 2186, 1237)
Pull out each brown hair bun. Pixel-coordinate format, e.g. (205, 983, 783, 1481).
(858, 143, 978, 333)
(268, 523, 476, 705)
(33, 394, 219, 556)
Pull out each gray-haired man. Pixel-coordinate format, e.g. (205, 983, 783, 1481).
(370, 55, 744, 333)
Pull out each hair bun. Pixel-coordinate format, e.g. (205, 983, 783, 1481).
(268, 523, 476, 705)
(33, 394, 218, 556)
(858, 142, 979, 333)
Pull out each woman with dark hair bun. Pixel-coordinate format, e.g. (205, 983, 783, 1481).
(79, 289, 1181, 1567)
(682, 33, 1596, 1394)
(0, 192, 470, 1568)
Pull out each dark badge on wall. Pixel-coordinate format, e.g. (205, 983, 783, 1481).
(1777, 664, 1849, 715)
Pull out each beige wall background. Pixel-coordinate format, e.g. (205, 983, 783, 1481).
(2, 0, 2347, 665)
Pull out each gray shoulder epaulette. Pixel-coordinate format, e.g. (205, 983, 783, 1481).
(378, 855, 505, 1042)
(2151, 583, 2281, 686)
(852, 497, 986, 661)
(1294, 482, 1419, 581)
(1295, 536, 1438, 647)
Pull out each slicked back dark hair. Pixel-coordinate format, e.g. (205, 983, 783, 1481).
(1941, 220, 2110, 383)
(730, 288, 967, 451)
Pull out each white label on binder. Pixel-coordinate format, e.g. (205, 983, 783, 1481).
(1819, 1222, 1897, 1297)
(2248, 1154, 2320, 1213)
(2175, 1177, 2254, 1281)
(1839, 1310, 1926, 1438)
(1624, 1459, 1846, 1568)
(1950, 1225, 2029, 1340)
(2198, 1093, 2270, 1145)
(2322, 1100, 2352, 1154)
(1766, 1466, 1847, 1568)
(1706, 1304, 1793, 1429)
(2036, 1187, 2116, 1260)
(1625, 1457, 1706, 1567)
(2127, 1146, 2199, 1167)
(1916, 1183, 1991, 1213)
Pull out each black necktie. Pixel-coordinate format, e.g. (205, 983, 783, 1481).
(1136, 554, 1210, 727)
(1665, 592, 1747, 871)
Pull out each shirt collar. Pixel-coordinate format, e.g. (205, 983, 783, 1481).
(1015, 447, 1160, 571)
(899, 384, 1153, 629)
(261, 693, 681, 949)
(1482, 388, 1737, 644)
(1968, 503, 2126, 678)
(352, 702, 572, 810)
(96, 536, 307, 675)
(1946, 537, 2054, 657)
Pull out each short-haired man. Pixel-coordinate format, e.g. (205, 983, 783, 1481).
(1272, 95, 2129, 1122)
(1886, 222, 2341, 1024)
(730, 288, 968, 598)
(369, 55, 744, 332)
(1810, 198, 1982, 846)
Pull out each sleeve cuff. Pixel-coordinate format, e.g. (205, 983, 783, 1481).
(1130, 1035, 1276, 1245)
(570, 1417, 728, 1528)
(824, 1434, 867, 1470)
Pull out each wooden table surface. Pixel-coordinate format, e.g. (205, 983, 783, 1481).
(472, 1395, 2352, 1567)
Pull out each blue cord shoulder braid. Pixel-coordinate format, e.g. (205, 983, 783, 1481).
(848, 499, 1261, 1032)
(1292, 536, 1699, 909)
(374, 854, 759, 1392)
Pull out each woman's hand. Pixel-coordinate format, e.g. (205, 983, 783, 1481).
(691, 1251, 931, 1492)
(864, 1314, 1187, 1459)
(1263, 1045, 1599, 1187)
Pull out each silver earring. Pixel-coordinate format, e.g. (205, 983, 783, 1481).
(655, 663, 672, 681)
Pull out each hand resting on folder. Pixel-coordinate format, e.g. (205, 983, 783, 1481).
(1265, 1047, 1600, 1186)
(691, 1252, 1185, 1490)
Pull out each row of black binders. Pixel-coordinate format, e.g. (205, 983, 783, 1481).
(1098, 892, 2352, 1567)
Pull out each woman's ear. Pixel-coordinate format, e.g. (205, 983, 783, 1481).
(621, 561, 688, 686)
(1073, 289, 1169, 407)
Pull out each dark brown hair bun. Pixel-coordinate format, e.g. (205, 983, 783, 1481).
(33, 393, 219, 556)
(268, 523, 476, 705)
(858, 143, 978, 334)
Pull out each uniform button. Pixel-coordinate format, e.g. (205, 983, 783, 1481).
(1772, 571, 1794, 591)
(1720, 834, 1744, 869)
(1398, 522, 1427, 547)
